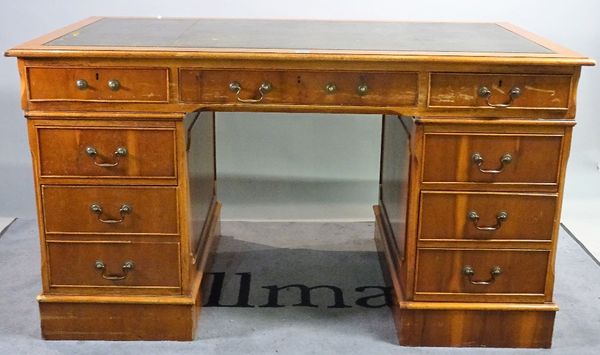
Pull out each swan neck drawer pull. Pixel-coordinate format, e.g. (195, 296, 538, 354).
(471, 152, 512, 174)
(229, 81, 272, 103)
(90, 203, 132, 224)
(85, 146, 128, 167)
(468, 210, 508, 231)
(462, 265, 502, 285)
(95, 260, 135, 280)
(478, 86, 521, 108)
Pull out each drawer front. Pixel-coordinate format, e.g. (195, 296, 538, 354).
(415, 249, 549, 298)
(428, 73, 571, 109)
(422, 133, 562, 184)
(27, 67, 169, 102)
(47, 240, 180, 289)
(419, 192, 556, 241)
(179, 69, 418, 107)
(37, 126, 176, 179)
(42, 186, 178, 234)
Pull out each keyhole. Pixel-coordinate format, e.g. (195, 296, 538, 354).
(297, 76, 302, 84)
(498, 79, 503, 88)
(95, 73, 99, 80)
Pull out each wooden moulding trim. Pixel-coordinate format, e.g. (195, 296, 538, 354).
(5, 48, 596, 67)
(48, 285, 181, 291)
(417, 118, 577, 126)
(373, 204, 558, 313)
(22, 107, 579, 119)
(416, 240, 553, 249)
(37, 294, 195, 305)
(25, 111, 186, 119)
(400, 300, 558, 312)
(39, 175, 178, 181)
(427, 106, 568, 112)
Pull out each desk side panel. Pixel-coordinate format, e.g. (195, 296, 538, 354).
(379, 115, 419, 298)
(182, 111, 217, 290)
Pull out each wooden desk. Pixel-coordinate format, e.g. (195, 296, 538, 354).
(5, 17, 595, 347)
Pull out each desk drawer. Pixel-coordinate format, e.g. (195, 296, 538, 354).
(179, 69, 418, 107)
(415, 248, 549, 301)
(419, 192, 556, 241)
(42, 186, 178, 235)
(422, 132, 563, 184)
(47, 240, 180, 290)
(27, 67, 169, 102)
(428, 73, 572, 110)
(37, 126, 176, 179)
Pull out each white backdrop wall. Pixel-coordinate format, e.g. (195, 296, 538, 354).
(1, 0, 598, 221)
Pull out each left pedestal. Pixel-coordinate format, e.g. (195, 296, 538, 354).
(27, 113, 218, 340)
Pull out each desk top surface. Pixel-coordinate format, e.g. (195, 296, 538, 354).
(5, 17, 594, 65)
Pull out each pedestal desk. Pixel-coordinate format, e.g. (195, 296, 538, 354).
(5, 17, 595, 347)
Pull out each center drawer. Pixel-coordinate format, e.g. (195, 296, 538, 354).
(179, 69, 418, 107)
(42, 186, 178, 235)
(415, 248, 549, 302)
(47, 240, 181, 292)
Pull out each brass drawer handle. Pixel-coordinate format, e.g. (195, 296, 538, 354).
(462, 265, 502, 285)
(478, 86, 521, 108)
(229, 81, 272, 103)
(75, 79, 88, 90)
(468, 210, 508, 231)
(107, 79, 121, 91)
(90, 203, 132, 224)
(95, 260, 135, 280)
(471, 152, 512, 174)
(85, 146, 128, 167)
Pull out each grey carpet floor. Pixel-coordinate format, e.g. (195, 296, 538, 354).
(0, 219, 599, 354)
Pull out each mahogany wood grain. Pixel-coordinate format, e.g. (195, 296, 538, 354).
(180, 69, 418, 107)
(419, 191, 557, 241)
(422, 132, 563, 185)
(414, 248, 549, 302)
(396, 308, 555, 348)
(14, 57, 584, 119)
(42, 186, 179, 235)
(374, 204, 555, 347)
(37, 125, 176, 179)
(27, 66, 169, 102)
(39, 302, 195, 340)
(38, 195, 221, 340)
(46, 240, 181, 292)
